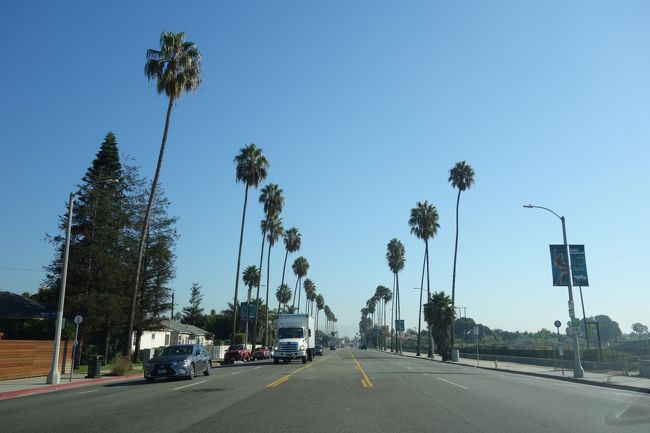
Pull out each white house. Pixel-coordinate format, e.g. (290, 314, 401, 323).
(133, 320, 212, 352)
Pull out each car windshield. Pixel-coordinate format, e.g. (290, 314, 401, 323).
(228, 345, 244, 351)
(160, 346, 192, 356)
(278, 327, 304, 339)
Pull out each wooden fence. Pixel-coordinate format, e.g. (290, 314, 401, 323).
(0, 340, 72, 380)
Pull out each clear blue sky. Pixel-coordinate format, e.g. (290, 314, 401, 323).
(2, 1, 649, 338)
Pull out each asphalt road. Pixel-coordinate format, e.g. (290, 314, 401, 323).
(1, 348, 649, 433)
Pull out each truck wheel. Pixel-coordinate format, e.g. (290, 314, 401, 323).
(302, 356, 307, 364)
(274, 358, 279, 364)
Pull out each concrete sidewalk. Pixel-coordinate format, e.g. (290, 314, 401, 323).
(384, 348, 650, 394)
(0, 370, 143, 401)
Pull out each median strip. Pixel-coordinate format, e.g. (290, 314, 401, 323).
(350, 353, 373, 388)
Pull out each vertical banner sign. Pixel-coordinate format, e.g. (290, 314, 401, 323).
(239, 302, 256, 320)
(549, 245, 570, 286)
(569, 244, 589, 287)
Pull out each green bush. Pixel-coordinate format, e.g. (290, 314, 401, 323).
(111, 354, 132, 376)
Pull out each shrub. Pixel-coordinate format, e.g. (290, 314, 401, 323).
(111, 354, 132, 376)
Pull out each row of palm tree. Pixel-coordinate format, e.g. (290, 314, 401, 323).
(359, 160, 474, 360)
(231, 143, 335, 349)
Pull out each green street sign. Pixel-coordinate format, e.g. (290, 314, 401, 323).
(571, 318, 581, 327)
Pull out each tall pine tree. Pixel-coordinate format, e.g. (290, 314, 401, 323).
(181, 283, 204, 326)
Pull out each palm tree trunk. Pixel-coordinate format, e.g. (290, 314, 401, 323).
(417, 250, 426, 356)
(244, 285, 252, 345)
(390, 273, 395, 352)
(252, 230, 266, 351)
(396, 272, 402, 354)
(425, 242, 434, 358)
(296, 278, 302, 313)
(125, 95, 174, 357)
(292, 276, 299, 309)
(230, 184, 250, 345)
(264, 243, 272, 347)
(383, 301, 387, 351)
(450, 189, 462, 352)
(281, 249, 289, 286)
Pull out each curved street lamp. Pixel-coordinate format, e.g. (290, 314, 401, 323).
(523, 204, 584, 378)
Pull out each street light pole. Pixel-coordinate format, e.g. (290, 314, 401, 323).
(46, 192, 74, 384)
(524, 204, 584, 378)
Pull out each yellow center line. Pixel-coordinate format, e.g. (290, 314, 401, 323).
(266, 353, 331, 388)
(350, 352, 373, 388)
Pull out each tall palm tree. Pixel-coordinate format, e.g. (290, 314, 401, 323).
(276, 283, 292, 313)
(378, 286, 392, 351)
(409, 201, 440, 357)
(253, 183, 285, 350)
(242, 265, 260, 345)
(423, 291, 455, 361)
(315, 294, 325, 339)
(230, 143, 269, 345)
(126, 32, 202, 356)
(291, 256, 309, 312)
(281, 227, 301, 286)
(263, 215, 284, 346)
(386, 238, 405, 353)
(366, 298, 377, 348)
(449, 161, 475, 351)
(303, 278, 316, 314)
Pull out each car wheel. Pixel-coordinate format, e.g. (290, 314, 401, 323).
(273, 358, 279, 364)
(203, 362, 210, 376)
(146, 377, 155, 383)
(187, 364, 195, 380)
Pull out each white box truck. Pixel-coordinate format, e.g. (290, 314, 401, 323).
(273, 314, 315, 364)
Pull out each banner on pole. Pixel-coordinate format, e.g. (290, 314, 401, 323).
(549, 245, 570, 286)
(569, 244, 589, 287)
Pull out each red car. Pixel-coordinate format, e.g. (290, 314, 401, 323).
(224, 344, 251, 364)
(252, 346, 271, 361)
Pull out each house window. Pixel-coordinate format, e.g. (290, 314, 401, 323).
(151, 333, 156, 340)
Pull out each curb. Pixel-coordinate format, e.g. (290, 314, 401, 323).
(384, 350, 650, 395)
(0, 372, 144, 401)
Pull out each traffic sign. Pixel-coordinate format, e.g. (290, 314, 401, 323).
(554, 320, 562, 328)
(74, 315, 83, 325)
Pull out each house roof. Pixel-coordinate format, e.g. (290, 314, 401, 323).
(160, 319, 208, 336)
(0, 291, 49, 319)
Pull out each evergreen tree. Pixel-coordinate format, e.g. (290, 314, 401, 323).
(45, 132, 127, 360)
(182, 283, 204, 326)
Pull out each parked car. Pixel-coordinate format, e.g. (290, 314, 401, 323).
(360, 344, 367, 350)
(315, 345, 324, 356)
(252, 346, 271, 360)
(224, 344, 251, 364)
(329, 345, 336, 350)
(144, 344, 210, 383)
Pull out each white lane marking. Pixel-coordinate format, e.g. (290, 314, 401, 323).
(406, 366, 413, 370)
(173, 380, 206, 391)
(437, 377, 468, 389)
(79, 389, 99, 394)
(253, 366, 262, 370)
(231, 371, 242, 375)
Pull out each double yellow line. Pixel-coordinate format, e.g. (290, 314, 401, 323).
(267, 355, 329, 388)
(350, 353, 373, 388)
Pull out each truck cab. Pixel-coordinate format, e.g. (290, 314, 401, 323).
(273, 314, 315, 364)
